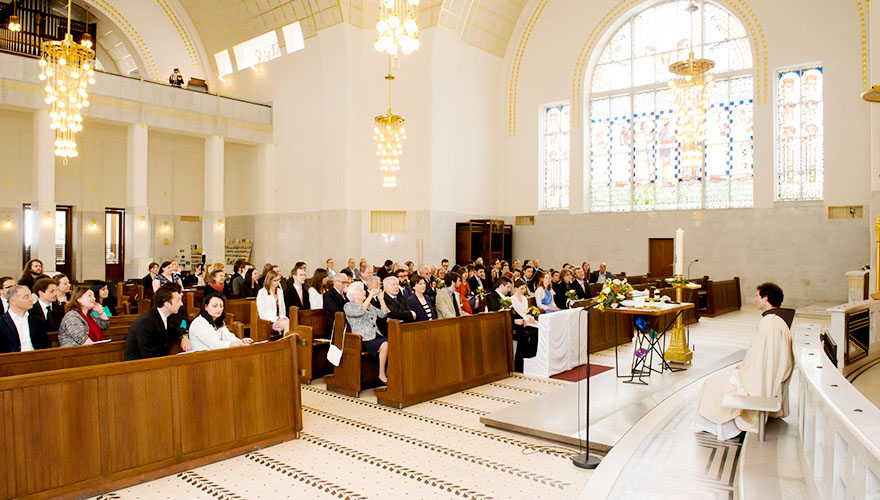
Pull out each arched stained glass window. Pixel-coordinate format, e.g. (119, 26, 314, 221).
(776, 67, 823, 201)
(588, 1, 754, 212)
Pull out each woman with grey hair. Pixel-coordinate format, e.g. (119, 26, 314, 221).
(343, 281, 391, 383)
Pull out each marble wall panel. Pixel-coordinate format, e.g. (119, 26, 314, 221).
(512, 208, 868, 307)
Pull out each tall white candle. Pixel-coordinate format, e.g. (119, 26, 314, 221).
(674, 228, 684, 276)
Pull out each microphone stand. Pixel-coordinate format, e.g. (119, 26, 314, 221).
(686, 259, 700, 280)
(572, 300, 601, 470)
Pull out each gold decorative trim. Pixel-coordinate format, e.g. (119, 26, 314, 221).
(91, 0, 159, 80)
(571, 0, 769, 129)
(154, 0, 203, 76)
(507, 0, 549, 137)
(858, 0, 870, 90)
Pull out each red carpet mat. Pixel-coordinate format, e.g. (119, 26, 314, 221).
(550, 364, 613, 382)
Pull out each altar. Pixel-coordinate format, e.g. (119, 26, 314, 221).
(522, 308, 588, 378)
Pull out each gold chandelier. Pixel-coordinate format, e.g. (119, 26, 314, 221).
(668, 2, 714, 167)
(39, 0, 95, 162)
(373, 70, 406, 188)
(374, 0, 420, 56)
(8, 0, 20, 32)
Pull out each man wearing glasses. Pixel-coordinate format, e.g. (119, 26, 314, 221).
(324, 269, 353, 336)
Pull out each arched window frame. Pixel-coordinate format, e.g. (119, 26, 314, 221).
(584, 0, 756, 212)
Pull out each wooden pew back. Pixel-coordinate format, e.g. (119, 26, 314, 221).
(376, 311, 514, 408)
(703, 277, 742, 317)
(325, 312, 382, 397)
(0, 342, 126, 378)
(0, 337, 302, 500)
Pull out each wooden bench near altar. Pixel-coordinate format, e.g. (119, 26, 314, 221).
(0, 337, 303, 500)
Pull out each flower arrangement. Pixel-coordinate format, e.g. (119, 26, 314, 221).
(436, 281, 446, 289)
(476, 286, 484, 295)
(500, 297, 512, 309)
(595, 278, 634, 312)
(565, 289, 578, 301)
(527, 306, 541, 319)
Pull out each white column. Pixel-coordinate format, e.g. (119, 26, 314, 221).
(203, 135, 225, 268)
(870, 3, 880, 293)
(32, 111, 55, 273)
(125, 123, 151, 279)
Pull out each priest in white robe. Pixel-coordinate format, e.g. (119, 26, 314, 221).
(696, 282, 794, 440)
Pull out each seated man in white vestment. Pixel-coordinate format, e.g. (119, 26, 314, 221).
(696, 282, 794, 440)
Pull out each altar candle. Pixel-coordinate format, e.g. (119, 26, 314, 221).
(674, 228, 684, 276)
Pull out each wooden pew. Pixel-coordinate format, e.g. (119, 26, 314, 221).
(0, 341, 126, 377)
(375, 311, 514, 408)
(289, 306, 332, 384)
(324, 312, 382, 397)
(703, 277, 742, 317)
(0, 337, 302, 500)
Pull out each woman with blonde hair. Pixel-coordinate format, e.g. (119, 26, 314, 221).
(256, 269, 289, 333)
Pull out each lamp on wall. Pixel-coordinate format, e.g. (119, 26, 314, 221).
(38, 0, 95, 164)
(161, 222, 170, 233)
(216, 218, 224, 230)
(89, 218, 97, 230)
(138, 215, 146, 228)
(4, 216, 11, 229)
(7, 0, 21, 32)
(373, 60, 406, 188)
(668, 2, 714, 169)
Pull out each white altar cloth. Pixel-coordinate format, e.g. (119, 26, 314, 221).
(522, 308, 588, 378)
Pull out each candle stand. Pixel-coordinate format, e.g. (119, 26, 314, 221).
(663, 275, 698, 365)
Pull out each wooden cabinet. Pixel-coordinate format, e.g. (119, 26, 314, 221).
(455, 219, 512, 265)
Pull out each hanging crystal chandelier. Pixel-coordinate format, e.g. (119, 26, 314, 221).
(668, 2, 714, 167)
(374, 0, 420, 56)
(39, 0, 95, 162)
(373, 72, 406, 188)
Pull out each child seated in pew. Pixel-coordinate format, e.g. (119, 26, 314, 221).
(189, 293, 254, 351)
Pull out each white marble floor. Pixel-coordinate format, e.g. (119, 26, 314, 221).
(93, 307, 816, 500)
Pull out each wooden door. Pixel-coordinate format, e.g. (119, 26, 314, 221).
(648, 238, 674, 278)
(55, 206, 73, 278)
(105, 208, 125, 281)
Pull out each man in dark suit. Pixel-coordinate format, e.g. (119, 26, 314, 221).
(486, 277, 513, 312)
(395, 269, 412, 299)
(572, 268, 592, 300)
(324, 269, 352, 336)
(0, 276, 15, 316)
(383, 276, 416, 324)
(468, 264, 488, 295)
(124, 284, 191, 361)
(31, 277, 64, 331)
(285, 262, 311, 310)
(377, 260, 393, 281)
(553, 269, 576, 309)
(590, 262, 614, 284)
(0, 285, 51, 353)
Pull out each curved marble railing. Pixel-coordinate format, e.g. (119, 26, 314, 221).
(794, 323, 880, 499)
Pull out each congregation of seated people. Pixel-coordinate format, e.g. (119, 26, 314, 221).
(0, 256, 621, 379)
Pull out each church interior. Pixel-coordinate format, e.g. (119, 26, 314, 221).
(0, 0, 879, 498)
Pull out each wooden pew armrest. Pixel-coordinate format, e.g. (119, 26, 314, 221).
(230, 321, 245, 338)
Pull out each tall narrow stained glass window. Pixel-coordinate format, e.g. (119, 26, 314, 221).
(776, 67, 823, 201)
(588, 1, 754, 211)
(542, 104, 571, 210)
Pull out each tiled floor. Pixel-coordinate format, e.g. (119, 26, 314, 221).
(94, 308, 819, 500)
